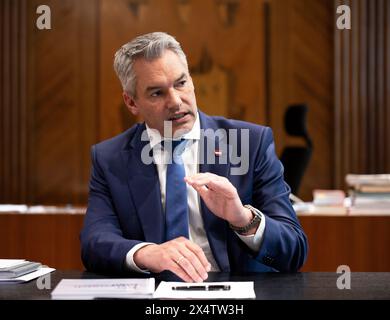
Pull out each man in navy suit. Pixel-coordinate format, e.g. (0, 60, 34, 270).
(80, 32, 308, 282)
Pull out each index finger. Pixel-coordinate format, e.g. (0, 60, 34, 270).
(184, 240, 211, 272)
(186, 175, 234, 194)
(185, 172, 217, 183)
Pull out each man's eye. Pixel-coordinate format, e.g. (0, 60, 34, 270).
(176, 80, 186, 87)
(151, 91, 162, 97)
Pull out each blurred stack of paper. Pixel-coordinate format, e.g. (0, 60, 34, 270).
(0, 205, 28, 212)
(0, 204, 85, 214)
(0, 259, 41, 278)
(0, 259, 55, 282)
(346, 174, 390, 188)
(313, 189, 346, 206)
(346, 174, 390, 215)
(293, 189, 347, 215)
(293, 202, 347, 215)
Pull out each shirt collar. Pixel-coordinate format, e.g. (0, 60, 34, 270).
(145, 112, 201, 149)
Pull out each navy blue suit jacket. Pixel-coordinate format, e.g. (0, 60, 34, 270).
(80, 111, 308, 274)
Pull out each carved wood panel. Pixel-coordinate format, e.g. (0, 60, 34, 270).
(26, 0, 99, 204)
(1, 0, 99, 205)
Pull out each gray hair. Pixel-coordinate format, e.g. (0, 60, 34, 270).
(113, 32, 188, 97)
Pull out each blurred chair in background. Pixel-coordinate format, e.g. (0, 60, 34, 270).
(280, 104, 313, 196)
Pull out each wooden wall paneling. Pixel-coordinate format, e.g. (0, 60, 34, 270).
(377, 0, 384, 171)
(300, 215, 390, 272)
(342, 0, 350, 185)
(0, 2, 3, 200)
(28, 0, 77, 204)
(351, 0, 359, 174)
(0, 213, 85, 270)
(267, 0, 290, 153)
(2, 1, 14, 201)
(367, 0, 376, 172)
(0, 0, 28, 203)
(20, 1, 28, 204)
(75, 0, 99, 198)
(0, 0, 10, 202)
(358, 0, 368, 175)
(334, 0, 390, 190)
(11, 1, 18, 203)
(334, 0, 341, 187)
(387, 0, 390, 173)
(269, 0, 334, 200)
(99, 0, 266, 141)
(25, 0, 99, 205)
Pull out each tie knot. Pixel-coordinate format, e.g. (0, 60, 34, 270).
(162, 139, 188, 156)
(161, 139, 188, 165)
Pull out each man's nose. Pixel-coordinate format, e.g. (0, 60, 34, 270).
(166, 88, 182, 109)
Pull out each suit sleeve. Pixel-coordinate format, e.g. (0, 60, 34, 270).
(251, 127, 308, 272)
(80, 145, 143, 274)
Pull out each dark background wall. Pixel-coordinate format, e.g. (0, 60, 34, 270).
(2, 1, 389, 204)
(1, 0, 338, 204)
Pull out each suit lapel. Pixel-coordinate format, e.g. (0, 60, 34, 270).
(121, 124, 165, 244)
(198, 112, 231, 272)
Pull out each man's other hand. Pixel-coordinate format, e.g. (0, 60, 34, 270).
(133, 237, 211, 282)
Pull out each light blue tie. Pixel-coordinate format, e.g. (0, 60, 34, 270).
(165, 139, 189, 241)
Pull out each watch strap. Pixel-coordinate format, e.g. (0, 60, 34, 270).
(229, 205, 262, 234)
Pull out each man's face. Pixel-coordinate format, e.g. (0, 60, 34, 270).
(124, 50, 198, 137)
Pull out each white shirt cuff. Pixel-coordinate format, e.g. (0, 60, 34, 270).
(235, 210, 266, 252)
(125, 242, 155, 273)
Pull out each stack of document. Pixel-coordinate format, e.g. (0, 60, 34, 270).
(346, 174, 390, 214)
(0, 259, 55, 282)
(313, 189, 345, 206)
(0, 259, 42, 279)
(51, 278, 156, 300)
(346, 174, 390, 188)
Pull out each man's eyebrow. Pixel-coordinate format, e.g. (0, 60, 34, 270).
(146, 85, 162, 93)
(145, 73, 187, 92)
(175, 73, 187, 82)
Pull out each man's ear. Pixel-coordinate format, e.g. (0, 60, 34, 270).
(123, 91, 139, 116)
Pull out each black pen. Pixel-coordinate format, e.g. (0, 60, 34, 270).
(172, 285, 231, 291)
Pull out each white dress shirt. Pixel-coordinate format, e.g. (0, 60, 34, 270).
(126, 113, 266, 272)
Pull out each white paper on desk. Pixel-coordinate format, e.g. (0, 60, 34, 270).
(0, 259, 27, 269)
(0, 267, 55, 283)
(153, 281, 256, 299)
(51, 278, 155, 300)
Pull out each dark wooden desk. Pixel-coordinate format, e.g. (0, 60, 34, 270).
(1, 210, 389, 271)
(1, 271, 390, 300)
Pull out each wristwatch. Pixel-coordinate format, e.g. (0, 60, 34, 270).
(229, 205, 262, 234)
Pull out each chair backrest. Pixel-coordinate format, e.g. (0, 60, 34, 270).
(280, 104, 313, 195)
